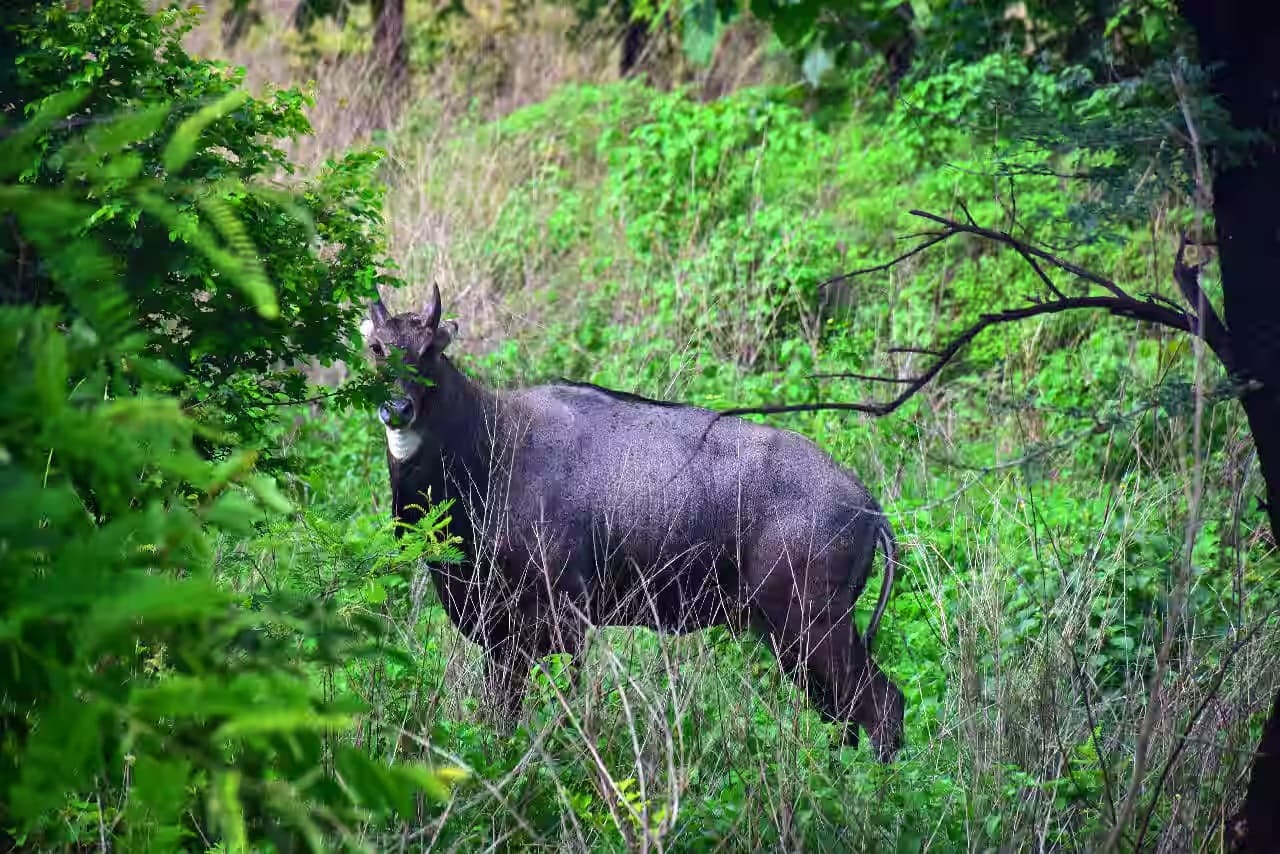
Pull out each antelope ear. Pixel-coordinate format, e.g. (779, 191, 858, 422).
(430, 319, 457, 353)
(369, 298, 391, 327)
(422, 284, 442, 331)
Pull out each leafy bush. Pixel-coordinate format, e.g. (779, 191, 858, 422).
(5, 0, 398, 464)
(0, 9, 467, 849)
(478, 83, 844, 377)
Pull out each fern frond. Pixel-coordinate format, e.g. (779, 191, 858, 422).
(163, 90, 251, 175)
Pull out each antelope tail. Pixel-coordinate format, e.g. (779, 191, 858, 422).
(864, 521, 899, 651)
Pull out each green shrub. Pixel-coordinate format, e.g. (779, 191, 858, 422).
(6, 0, 399, 464)
(0, 12, 465, 850)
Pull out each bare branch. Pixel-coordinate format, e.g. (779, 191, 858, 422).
(717, 295, 1197, 421)
(710, 208, 1237, 429)
(1139, 291, 1186, 314)
(809, 371, 916, 385)
(908, 209, 1132, 299)
(1012, 241, 1067, 300)
(897, 228, 950, 241)
(816, 229, 954, 292)
(887, 346, 944, 357)
(1171, 65, 1214, 212)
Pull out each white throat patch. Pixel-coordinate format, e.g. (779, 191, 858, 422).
(384, 426, 423, 461)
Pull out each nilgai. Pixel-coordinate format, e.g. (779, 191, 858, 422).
(362, 286, 905, 760)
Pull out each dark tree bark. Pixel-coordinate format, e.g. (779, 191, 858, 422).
(619, 0, 648, 77)
(291, 0, 345, 33)
(371, 0, 407, 92)
(881, 1, 916, 90)
(1180, 2, 1280, 850)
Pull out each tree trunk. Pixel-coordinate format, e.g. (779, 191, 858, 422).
(372, 0, 407, 93)
(1181, 2, 1280, 850)
(619, 0, 647, 77)
(882, 1, 916, 90)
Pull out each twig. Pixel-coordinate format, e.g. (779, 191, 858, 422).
(258, 388, 349, 407)
(711, 207, 1236, 427)
(183, 386, 347, 412)
(896, 228, 950, 242)
(1012, 242, 1067, 300)
(809, 371, 916, 384)
(1140, 291, 1188, 314)
(815, 229, 954, 291)
(908, 209, 1132, 299)
(1171, 65, 1214, 212)
(716, 295, 1195, 422)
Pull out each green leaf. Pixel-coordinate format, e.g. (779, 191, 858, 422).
(134, 190, 279, 319)
(335, 746, 392, 813)
(122, 756, 193, 852)
(249, 185, 317, 236)
(244, 472, 294, 515)
(68, 102, 170, 179)
(214, 710, 356, 740)
(363, 578, 388, 605)
(98, 153, 146, 182)
(396, 762, 469, 804)
(209, 771, 249, 854)
(80, 574, 229, 653)
(9, 697, 108, 826)
(204, 490, 266, 533)
(162, 90, 251, 175)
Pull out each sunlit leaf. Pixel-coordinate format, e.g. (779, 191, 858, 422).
(209, 772, 249, 854)
(215, 711, 356, 740)
(398, 762, 469, 803)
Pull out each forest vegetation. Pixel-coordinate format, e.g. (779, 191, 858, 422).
(2, 0, 1279, 850)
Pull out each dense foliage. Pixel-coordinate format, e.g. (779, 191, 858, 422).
(0, 3, 466, 849)
(4, 0, 398, 463)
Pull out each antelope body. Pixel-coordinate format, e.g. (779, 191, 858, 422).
(363, 288, 905, 759)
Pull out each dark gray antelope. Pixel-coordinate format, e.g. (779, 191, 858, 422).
(362, 286, 906, 760)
